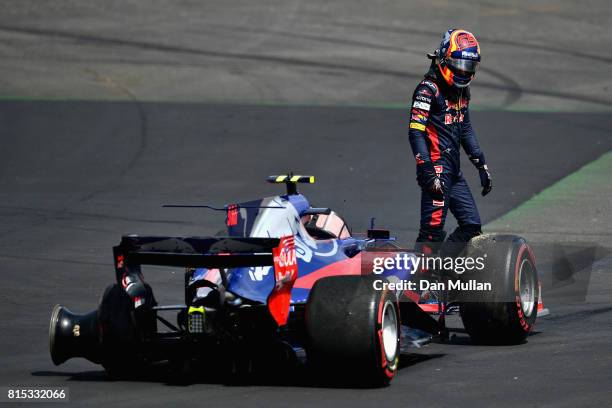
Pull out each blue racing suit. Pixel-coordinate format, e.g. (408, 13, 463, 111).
(408, 71, 488, 249)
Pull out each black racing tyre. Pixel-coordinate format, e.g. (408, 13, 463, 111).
(305, 275, 400, 387)
(97, 284, 145, 378)
(459, 234, 539, 345)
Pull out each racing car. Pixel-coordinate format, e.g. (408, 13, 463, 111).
(49, 175, 545, 386)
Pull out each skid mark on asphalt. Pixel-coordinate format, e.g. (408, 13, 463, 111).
(0, 24, 606, 108)
(78, 69, 148, 203)
(332, 20, 612, 65)
(209, 23, 523, 109)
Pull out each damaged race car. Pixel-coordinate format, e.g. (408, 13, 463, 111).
(49, 175, 546, 386)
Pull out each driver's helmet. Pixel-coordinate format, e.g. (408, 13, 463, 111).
(436, 29, 481, 88)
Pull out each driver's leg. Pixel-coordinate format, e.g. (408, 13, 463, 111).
(445, 176, 482, 257)
(416, 188, 449, 254)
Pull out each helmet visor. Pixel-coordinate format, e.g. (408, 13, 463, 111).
(447, 57, 479, 74)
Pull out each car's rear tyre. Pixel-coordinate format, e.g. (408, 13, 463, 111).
(459, 234, 539, 345)
(305, 276, 400, 387)
(97, 284, 146, 378)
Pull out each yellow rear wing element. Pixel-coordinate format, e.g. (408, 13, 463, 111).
(267, 174, 315, 195)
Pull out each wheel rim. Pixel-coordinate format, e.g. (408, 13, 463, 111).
(518, 258, 536, 317)
(381, 300, 398, 362)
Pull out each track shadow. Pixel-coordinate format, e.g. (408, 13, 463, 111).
(398, 353, 445, 369)
(31, 352, 444, 389)
(32, 370, 109, 381)
(433, 328, 542, 346)
(31, 367, 194, 385)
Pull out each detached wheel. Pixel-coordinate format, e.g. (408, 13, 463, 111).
(305, 276, 400, 386)
(459, 234, 539, 345)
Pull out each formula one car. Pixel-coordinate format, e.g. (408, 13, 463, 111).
(49, 175, 545, 386)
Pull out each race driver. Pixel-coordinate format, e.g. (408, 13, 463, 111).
(408, 29, 493, 255)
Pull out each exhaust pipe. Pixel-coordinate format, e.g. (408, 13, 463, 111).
(49, 304, 102, 365)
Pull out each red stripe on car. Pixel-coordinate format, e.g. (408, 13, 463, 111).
(293, 254, 362, 289)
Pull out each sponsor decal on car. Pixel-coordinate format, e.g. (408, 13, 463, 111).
(268, 236, 298, 326)
(226, 204, 238, 227)
(248, 265, 272, 281)
(134, 296, 145, 308)
(116, 255, 124, 269)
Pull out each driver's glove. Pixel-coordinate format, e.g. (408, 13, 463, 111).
(469, 152, 493, 196)
(417, 161, 444, 200)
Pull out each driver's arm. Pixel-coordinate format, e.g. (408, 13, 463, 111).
(461, 108, 493, 196)
(408, 84, 433, 165)
(460, 108, 485, 167)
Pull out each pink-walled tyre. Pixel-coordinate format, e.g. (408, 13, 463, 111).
(305, 276, 400, 386)
(459, 235, 539, 345)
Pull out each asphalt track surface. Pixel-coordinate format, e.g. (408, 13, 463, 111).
(2, 0, 612, 406)
(2, 0, 612, 111)
(1, 102, 612, 407)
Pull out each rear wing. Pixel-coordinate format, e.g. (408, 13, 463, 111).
(113, 234, 297, 326)
(113, 235, 280, 280)
(113, 235, 280, 299)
